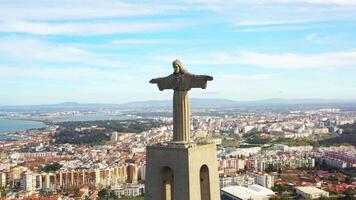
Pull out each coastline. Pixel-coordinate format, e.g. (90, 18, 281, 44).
(0, 118, 48, 136)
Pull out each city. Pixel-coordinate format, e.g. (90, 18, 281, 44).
(0, 103, 355, 199)
(1, 0, 356, 199)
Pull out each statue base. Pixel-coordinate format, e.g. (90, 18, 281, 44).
(167, 141, 196, 148)
(144, 143, 220, 200)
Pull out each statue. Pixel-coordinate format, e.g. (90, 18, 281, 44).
(149, 59, 213, 91)
(149, 59, 213, 143)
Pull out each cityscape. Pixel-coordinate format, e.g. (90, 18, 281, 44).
(0, 102, 355, 199)
(1, 0, 356, 200)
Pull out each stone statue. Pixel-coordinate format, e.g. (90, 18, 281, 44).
(149, 59, 213, 143)
(149, 59, 213, 91)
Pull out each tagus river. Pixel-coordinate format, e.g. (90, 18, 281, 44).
(0, 118, 46, 141)
(0, 118, 46, 134)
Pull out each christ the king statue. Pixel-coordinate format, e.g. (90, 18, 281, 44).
(149, 59, 213, 143)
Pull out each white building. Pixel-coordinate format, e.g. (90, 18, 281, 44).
(220, 174, 255, 188)
(254, 174, 274, 189)
(111, 132, 118, 142)
(243, 125, 255, 134)
(207, 138, 222, 145)
(221, 184, 274, 200)
(0, 171, 7, 187)
(296, 187, 329, 199)
(138, 165, 146, 181)
(20, 171, 35, 191)
(226, 147, 261, 157)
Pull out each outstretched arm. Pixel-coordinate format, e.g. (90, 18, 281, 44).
(149, 78, 159, 84)
(205, 75, 213, 81)
(190, 75, 213, 89)
(149, 76, 174, 91)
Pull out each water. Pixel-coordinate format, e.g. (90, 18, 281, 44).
(0, 119, 46, 134)
(0, 119, 46, 141)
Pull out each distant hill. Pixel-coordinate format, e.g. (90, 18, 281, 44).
(0, 98, 355, 112)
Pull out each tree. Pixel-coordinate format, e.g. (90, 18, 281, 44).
(343, 188, 355, 197)
(43, 162, 62, 172)
(272, 184, 289, 193)
(98, 188, 119, 200)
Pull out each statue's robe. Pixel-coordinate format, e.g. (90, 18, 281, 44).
(153, 73, 211, 91)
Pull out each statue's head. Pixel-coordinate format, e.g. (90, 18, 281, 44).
(172, 59, 188, 74)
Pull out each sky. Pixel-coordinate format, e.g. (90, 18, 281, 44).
(0, 0, 356, 105)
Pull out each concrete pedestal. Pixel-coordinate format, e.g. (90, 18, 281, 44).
(145, 144, 220, 200)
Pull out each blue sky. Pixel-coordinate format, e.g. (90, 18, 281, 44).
(1, 0, 356, 105)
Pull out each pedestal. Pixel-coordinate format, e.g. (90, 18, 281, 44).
(145, 144, 220, 200)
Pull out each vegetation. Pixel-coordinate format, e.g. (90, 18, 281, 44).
(57, 119, 163, 133)
(243, 123, 356, 147)
(0, 187, 10, 198)
(43, 162, 63, 172)
(274, 138, 317, 146)
(265, 164, 281, 173)
(246, 134, 271, 144)
(54, 119, 164, 145)
(54, 130, 109, 145)
(271, 184, 290, 193)
(281, 174, 298, 181)
(319, 123, 356, 146)
(221, 137, 239, 147)
(342, 188, 355, 199)
(98, 188, 119, 200)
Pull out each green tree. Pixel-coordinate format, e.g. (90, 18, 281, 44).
(343, 188, 355, 198)
(98, 188, 119, 200)
(43, 162, 63, 172)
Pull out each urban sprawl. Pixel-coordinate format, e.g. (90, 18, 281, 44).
(0, 107, 355, 200)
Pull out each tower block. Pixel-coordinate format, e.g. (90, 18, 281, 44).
(146, 60, 220, 200)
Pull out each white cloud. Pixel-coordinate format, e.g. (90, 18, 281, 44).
(0, 37, 127, 67)
(216, 73, 274, 81)
(0, 21, 180, 36)
(170, 50, 356, 69)
(112, 39, 175, 45)
(0, 0, 182, 21)
(183, 0, 356, 28)
(237, 51, 356, 69)
(184, 0, 356, 6)
(305, 33, 340, 44)
(0, 66, 133, 82)
(277, 0, 356, 6)
(235, 19, 312, 26)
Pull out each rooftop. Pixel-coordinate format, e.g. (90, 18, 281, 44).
(221, 184, 275, 199)
(296, 186, 329, 194)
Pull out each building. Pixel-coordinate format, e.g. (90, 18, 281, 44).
(224, 147, 261, 157)
(316, 151, 356, 169)
(243, 125, 255, 134)
(254, 173, 274, 189)
(111, 132, 118, 142)
(20, 171, 35, 191)
(220, 174, 255, 188)
(296, 187, 329, 199)
(138, 165, 146, 181)
(127, 164, 138, 183)
(221, 184, 274, 200)
(0, 171, 7, 187)
(112, 184, 144, 198)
